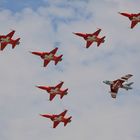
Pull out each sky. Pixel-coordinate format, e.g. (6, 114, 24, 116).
(0, 0, 140, 140)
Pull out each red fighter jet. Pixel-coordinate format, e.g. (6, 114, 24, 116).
(0, 30, 20, 51)
(119, 12, 140, 28)
(40, 110, 72, 128)
(36, 81, 68, 101)
(30, 47, 63, 67)
(73, 28, 105, 48)
(103, 74, 133, 98)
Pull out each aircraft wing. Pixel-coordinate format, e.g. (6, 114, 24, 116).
(43, 60, 50, 67)
(59, 110, 67, 117)
(86, 41, 94, 48)
(50, 47, 58, 55)
(6, 30, 15, 38)
(55, 81, 64, 89)
(53, 121, 60, 128)
(0, 42, 8, 50)
(92, 28, 101, 36)
(49, 94, 56, 101)
(121, 74, 133, 81)
(131, 21, 138, 28)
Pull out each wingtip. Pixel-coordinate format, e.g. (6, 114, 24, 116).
(64, 109, 68, 112)
(60, 80, 64, 83)
(35, 85, 39, 88)
(118, 12, 125, 16)
(39, 114, 42, 116)
(97, 27, 101, 30)
(10, 29, 16, 32)
(55, 47, 58, 49)
(72, 32, 77, 35)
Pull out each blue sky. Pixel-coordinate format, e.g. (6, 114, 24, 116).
(0, 0, 140, 140)
(0, 0, 47, 11)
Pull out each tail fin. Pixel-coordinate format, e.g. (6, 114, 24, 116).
(12, 38, 20, 49)
(54, 54, 63, 65)
(60, 88, 68, 99)
(97, 36, 105, 47)
(64, 116, 72, 126)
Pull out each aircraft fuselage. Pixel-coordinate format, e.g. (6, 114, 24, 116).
(132, 15, 140, 21)
(112, 80, 121, 89)
(0, 37, 10, 43)
(49, 88, 60, 94)
(44, 53, 54, 60)
(53, 116, 63, 122)
(86, 35, 97, 41)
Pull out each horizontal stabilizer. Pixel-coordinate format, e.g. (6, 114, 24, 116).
(12, 38, 20, 49)
(97, 36, 105, 46)
(125, 82, 134, 86)
(54, 55, 63, 65)
(64, 116, 72, 126)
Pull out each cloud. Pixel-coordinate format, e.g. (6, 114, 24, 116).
(0, 0, 140, 140)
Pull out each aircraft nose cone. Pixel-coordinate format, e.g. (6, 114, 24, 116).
(40, 114, 45, 117)
(36, 86, 43, 89)
(73, 32, 79, 36)
(118, 12, 124, 15)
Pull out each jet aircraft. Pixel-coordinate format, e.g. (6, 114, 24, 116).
(119, 12, 140, 28)
(73, 28, 105, 48)
(30, 47, 63, 67)
(36, 81, 68, 101)
(0, 30, 20, 51)
(40, 110, 72, 128)
(103, 74, 133, 98)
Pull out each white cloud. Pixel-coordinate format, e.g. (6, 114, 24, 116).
(0, 0, 140, 140)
